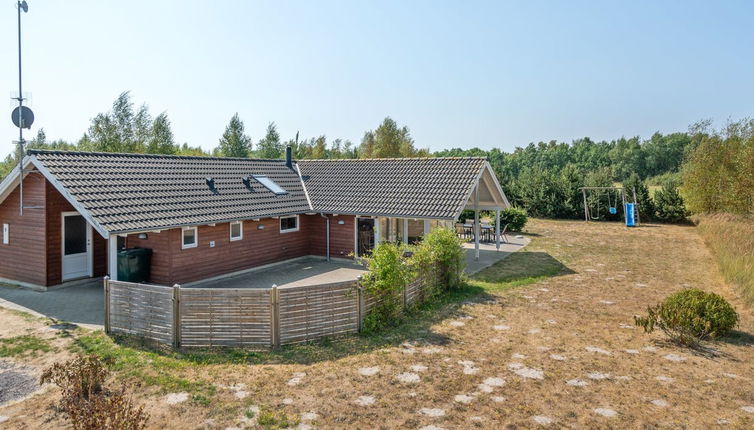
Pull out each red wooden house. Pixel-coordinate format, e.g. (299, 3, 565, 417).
(0, 149, 509, 290)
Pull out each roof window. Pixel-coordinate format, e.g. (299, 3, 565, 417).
(252, 175, 287, 195)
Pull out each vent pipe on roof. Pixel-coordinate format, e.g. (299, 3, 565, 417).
(285, 146, 293, 169)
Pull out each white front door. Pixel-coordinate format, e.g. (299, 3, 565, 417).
(62, 212, 92, 281)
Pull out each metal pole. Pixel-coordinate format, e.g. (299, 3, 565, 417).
(16, 1, 26, 216)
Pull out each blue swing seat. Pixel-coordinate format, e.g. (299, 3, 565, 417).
(609, 207, 617, 215)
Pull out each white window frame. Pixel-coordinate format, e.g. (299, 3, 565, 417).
(230, 221, 243, 241)
(2, 223, 8, 245)
(182, 226, 198, 249)
(279, 215, 299, 233)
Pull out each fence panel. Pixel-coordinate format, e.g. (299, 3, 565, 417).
(405, 278, 424, 306)
(107, 280, 174, 344)
(179, 288, 273, 348)
(278, 281, 359, 345)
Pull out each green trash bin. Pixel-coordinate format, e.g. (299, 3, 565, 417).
(117, 248, 153, 283)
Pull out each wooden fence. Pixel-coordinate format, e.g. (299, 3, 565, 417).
(105, 275, 428, 349)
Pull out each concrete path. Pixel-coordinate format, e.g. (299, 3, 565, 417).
(0, 280, 103, 328)
(463, 234, 530, 275)
(188, 257, 366, 289)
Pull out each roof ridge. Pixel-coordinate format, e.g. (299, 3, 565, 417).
(299, 156, 488, 161)
(27, 149, 289, 163)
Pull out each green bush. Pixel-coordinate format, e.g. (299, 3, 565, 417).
(654, 183, 689, 223)
(360, 241, 413, 332)
(634, 289, 738, 346)
(412, 228, 466, 295)
(500, 207, 528, 231)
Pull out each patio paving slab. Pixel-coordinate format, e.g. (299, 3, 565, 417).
(187, 258, 366, 289)
(463, 234, 530, 275)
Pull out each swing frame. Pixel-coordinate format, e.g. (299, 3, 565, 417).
(579, 186, 637, 224)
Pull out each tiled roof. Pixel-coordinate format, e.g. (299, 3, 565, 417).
(297, 157, 487, 219)
(29, 150, 311, 233)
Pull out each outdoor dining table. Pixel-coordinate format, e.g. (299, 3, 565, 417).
(464, 223, 494, 242)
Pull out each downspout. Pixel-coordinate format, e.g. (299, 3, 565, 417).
(320, 213, 330, 261)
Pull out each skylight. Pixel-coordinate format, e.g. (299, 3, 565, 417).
(252, 175, 288, 195)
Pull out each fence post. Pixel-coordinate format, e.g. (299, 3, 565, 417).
(270, 286, 279, 348)
(172, 284, 181, 348)
(103, 276, 110, 334)
(357, 276, 365, 332)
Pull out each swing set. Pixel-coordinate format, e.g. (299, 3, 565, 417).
(579, 186, 640, 225)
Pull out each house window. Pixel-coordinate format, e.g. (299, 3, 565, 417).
(230, 221, 243, 241)
(280, 215, 299, 233)
(182, 226, 197, 249)
(2, 224, 8, 245)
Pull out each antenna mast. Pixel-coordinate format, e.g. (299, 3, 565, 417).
(12, 1, 31, 215)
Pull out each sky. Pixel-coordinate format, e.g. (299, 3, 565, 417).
(1, 0, 753, 157)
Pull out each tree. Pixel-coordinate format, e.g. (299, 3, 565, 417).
(217, 113, 252, 158)
(358, 117, 427, 158)
(654, 183, 689, 223)
(256, 122, 283, 159)
(146, 113, 177, 154)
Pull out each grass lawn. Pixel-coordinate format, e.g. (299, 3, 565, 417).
(1, 219, 753, 429)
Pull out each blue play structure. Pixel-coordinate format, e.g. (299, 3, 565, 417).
(625, 203, 636, 227)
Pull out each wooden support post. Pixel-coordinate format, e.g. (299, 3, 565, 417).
(403, 218, 408, 243)
(172, 284, 181, 348)
(108, 235, 119, 281)
(103, 276, 110, 334)
(474, 184, 480, 261)
(582, 188, 589, 221)
(495, 209, 501, 251)
(270, 286, 279, 348)
(356, 278, 363, 332)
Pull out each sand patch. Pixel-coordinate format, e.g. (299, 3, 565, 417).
(663, 354, 687, 362)
(493, 324, 511, 331)
(396, 372, 421, 383)
(419, 426, 444, 430)
(358, 367, 380, 376)
(651, 399, 669, 407)
(454, 394, 474, 404)
(419, 408, 445, 417)
(741, 406, 754, 413)
(448, 321, 466, 327)
(508, 362, 544, 380)
(301, 411, 319, 421)
(511, 353, 527, 359)
(354, 395, 375, 406)
(585, 346, 611, 355)
(655, 375, 674, 382)
(165, 392, 189, 405)
(624, 349, 639, 354)
(532, 415, 553, 425)
(566, 379, 588, 386)
(594, 408, 617, 417)
(458, 360, 480, 375)
(492, 396, 506, 403)
(586, 372, 610, 380)
(528, 328, 542, 334)
(410, 365, 428, 373)
(549, 354, 566, 361)
(483, 377, 505, 387)
(288, 372, 306, 386)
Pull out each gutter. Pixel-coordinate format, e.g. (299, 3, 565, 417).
(320, 213, 330, 261)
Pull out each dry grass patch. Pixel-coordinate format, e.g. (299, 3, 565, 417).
(1, 219, 753, 429)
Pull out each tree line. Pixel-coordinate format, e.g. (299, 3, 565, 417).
(2, 91, 745, 220)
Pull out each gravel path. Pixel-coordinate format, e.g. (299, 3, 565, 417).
(0, 361, 40, 406)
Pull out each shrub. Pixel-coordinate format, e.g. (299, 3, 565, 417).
(41, 355, 149, 430)
(500, 207, 528, 231)
(360, 241, 413, 332)
(654, 183, 689, 223)
(412, 228, 466, 295)
(634, 289, 738, 346)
